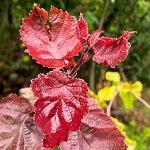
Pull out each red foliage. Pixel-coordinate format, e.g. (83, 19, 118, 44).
(60, 98, 127, 150)
(19, 4, 137, 149)
(31, 69, 89, 148)
(77, 13, 89, 45)
(92, 31, 136, 68)
(0, 94, 44, 150)
(88, 30, 103, 47)
(20, 5, 82, 68)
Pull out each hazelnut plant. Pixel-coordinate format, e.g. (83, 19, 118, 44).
(0, 4, 137, 150)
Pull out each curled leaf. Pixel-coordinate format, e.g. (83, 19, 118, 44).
(20, 5, 82, 68)
(77, 13, 89, 45)
(92, 31, 136, 68)
(31, 70, 89, 149)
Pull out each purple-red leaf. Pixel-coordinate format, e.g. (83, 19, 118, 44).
(31, 69, 89, 149)
(77, 13, 89, 45)
(92, 31, 136, 68)
(0, 94, 45, 150)
(60, 98, 127, 150)
(20, 5, 82, 68)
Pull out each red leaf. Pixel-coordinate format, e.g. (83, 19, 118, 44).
(60, 98, 127, 150)
(92, 31, 136, 68)
(31, 69, 89, 149)
(77, 13, 89, 45)
(20, 5, 82, 68)
(0, 94, 45, 150)
(88, 30, 103, 47)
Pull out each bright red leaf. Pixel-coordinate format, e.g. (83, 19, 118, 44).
(20, 5, 82, 68)
(31, 69, 89, 149)
(0, 94, 45, 150)
(92, 31, 136, 68)
(77, 13, 89, 45)
(60, 98, 127, 150)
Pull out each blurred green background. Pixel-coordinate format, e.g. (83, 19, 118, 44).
(0, 0, 150, 149)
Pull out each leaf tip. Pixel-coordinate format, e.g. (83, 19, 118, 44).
(123, 31, 137, 40)
(33, 3, 38, 7)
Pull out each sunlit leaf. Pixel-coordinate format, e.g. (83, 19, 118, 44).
(20, 5, 82, 68)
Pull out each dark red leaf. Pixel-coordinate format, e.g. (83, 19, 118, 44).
(31, 69, 89, 149)
(60, 98, 127, 150)
(92, 31, 136, 68)
(77, 13, 89, 45)
(0, 94, 45, 150)
(20, 5, 82, 68)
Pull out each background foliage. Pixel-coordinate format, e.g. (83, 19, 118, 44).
(0, 0, 150, 149)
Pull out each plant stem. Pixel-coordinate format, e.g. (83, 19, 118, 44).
(69, 46, 90, 77)
(107, 86, 122, 117)
(131, 91, 150, 110)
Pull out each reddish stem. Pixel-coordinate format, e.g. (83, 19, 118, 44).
(68, 46, 90, 77)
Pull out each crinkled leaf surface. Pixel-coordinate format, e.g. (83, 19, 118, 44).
(31, 69, 89, 149)
(88, 30, 103, 47)
(111, 118, 137, 150)
(92, 31, 136, 68)
(0, 94, 45, 150)
(20, 5, 82, 68)
(60, 98, 127, 150)
(77, 13, 89, 45)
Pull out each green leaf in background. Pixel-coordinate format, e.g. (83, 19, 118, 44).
(9, 72, 18, 80)
(23, 55, 30, 62)
(111, 117, 137, 150)
(131, 81, 143, 96)
(106, 71, 120, 82)
(119, 82, 132, 109)
(119, 81, 143, 109)
(119, 91, 136, 109)
(140, 127, 150, 141)
(98, 85, 116, 102)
